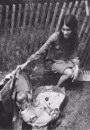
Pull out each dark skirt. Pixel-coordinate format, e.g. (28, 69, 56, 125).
(51, 60, 74, 74)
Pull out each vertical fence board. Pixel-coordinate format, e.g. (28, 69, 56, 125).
(10, 4, 16, 35)
(79, 16, 88, 38)
(84, 18, 90, 35)
(22, 4, 28, 30)
(82, 20, 90, 46)
(85, 52, 90, 68)
(4, 5, 9, 29)
(83, 25, 90, 46)
(76, 0, 84, 18)
(79, 17, 90, 60)
(55, 2, 67, 32)
(80, 21, 90, 66)
(34, 3, 41, 26)
(40, 3, 47, 26)
(83, 41, 90, 68)
(85, 0, 89, 16)
(28, 3, 35, 54)
(66, 2, 73, 15)
(79, 17, 90, 48)
(84, 51, 90, 68)
(71, 1, 79, 15)
(28, 3, 35, 27)
(45, 3, 53, 27)
(0, 5, 2, 25)
(17, 4, 22, 28)
(49, 2, 59, 35)
(77, 0, 88, 61)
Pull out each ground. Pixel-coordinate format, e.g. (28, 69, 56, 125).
(0, 73, 90, 130)
(55, 81, 90, 130)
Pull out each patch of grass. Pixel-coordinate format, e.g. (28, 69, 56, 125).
(0, 26, 49, 71)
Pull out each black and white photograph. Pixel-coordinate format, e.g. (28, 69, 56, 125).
(0, 0, 90, 130)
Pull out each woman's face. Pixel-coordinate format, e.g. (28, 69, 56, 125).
(61, 23, 72, 39)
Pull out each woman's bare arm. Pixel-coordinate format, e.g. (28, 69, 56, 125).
(46, 31, 59, 43)
(15, 32, 60, 70)
(30, 31, 59, 60)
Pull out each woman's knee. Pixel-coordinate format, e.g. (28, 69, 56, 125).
(64, 68, 73, 77)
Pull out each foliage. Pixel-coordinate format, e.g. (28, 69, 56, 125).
(0, 26, 49, 71)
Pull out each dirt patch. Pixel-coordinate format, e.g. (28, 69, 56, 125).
(55, 81, 90, 130)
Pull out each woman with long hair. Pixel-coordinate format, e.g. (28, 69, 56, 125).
(0, 14, 80, 89)
(43, 14, 80, 87)
(0, 14, 80, 130)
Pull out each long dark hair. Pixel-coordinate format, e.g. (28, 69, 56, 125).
(58, 14, 79, 57)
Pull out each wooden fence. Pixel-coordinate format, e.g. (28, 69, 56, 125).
(0, 0, 89, 35)
(0, 0, 90, 68)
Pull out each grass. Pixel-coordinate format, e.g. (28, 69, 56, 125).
(0, 26, 49, 71)
(0, 4, 90, 129)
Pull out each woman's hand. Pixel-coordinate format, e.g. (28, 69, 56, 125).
(5, 70, 16, 79)
(71, 57, 80, 81)
(72, 57, 79, 65)
(72, 64, 79, 81)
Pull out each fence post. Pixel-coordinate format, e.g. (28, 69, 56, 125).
(84, 18, 90, 37)
(4, 5, 9, 31)
(80, 19, 90, 46)
(0, 5, 2, 25)
(55, 2, 66, 32)
(76, 0, 84, 18)
(79, 17, 90, 59)
(80, 21, 90, 66)
(34, 3, 41, 26)
(10, 4, 16, 36)
(85, 0, 89, 16)
(66, 2, 73, 15)
(22, 4, 28, 31)
(40, 3, 47, 26)
(83, 40, 90, 68)
(71, 1, 79, 15)
(45, 3, 53, 27)
(79, 16, 88, 39)
(17, 4, 22, 29)
(49, 2, 59, 35)
(28, 3, 35, 28)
